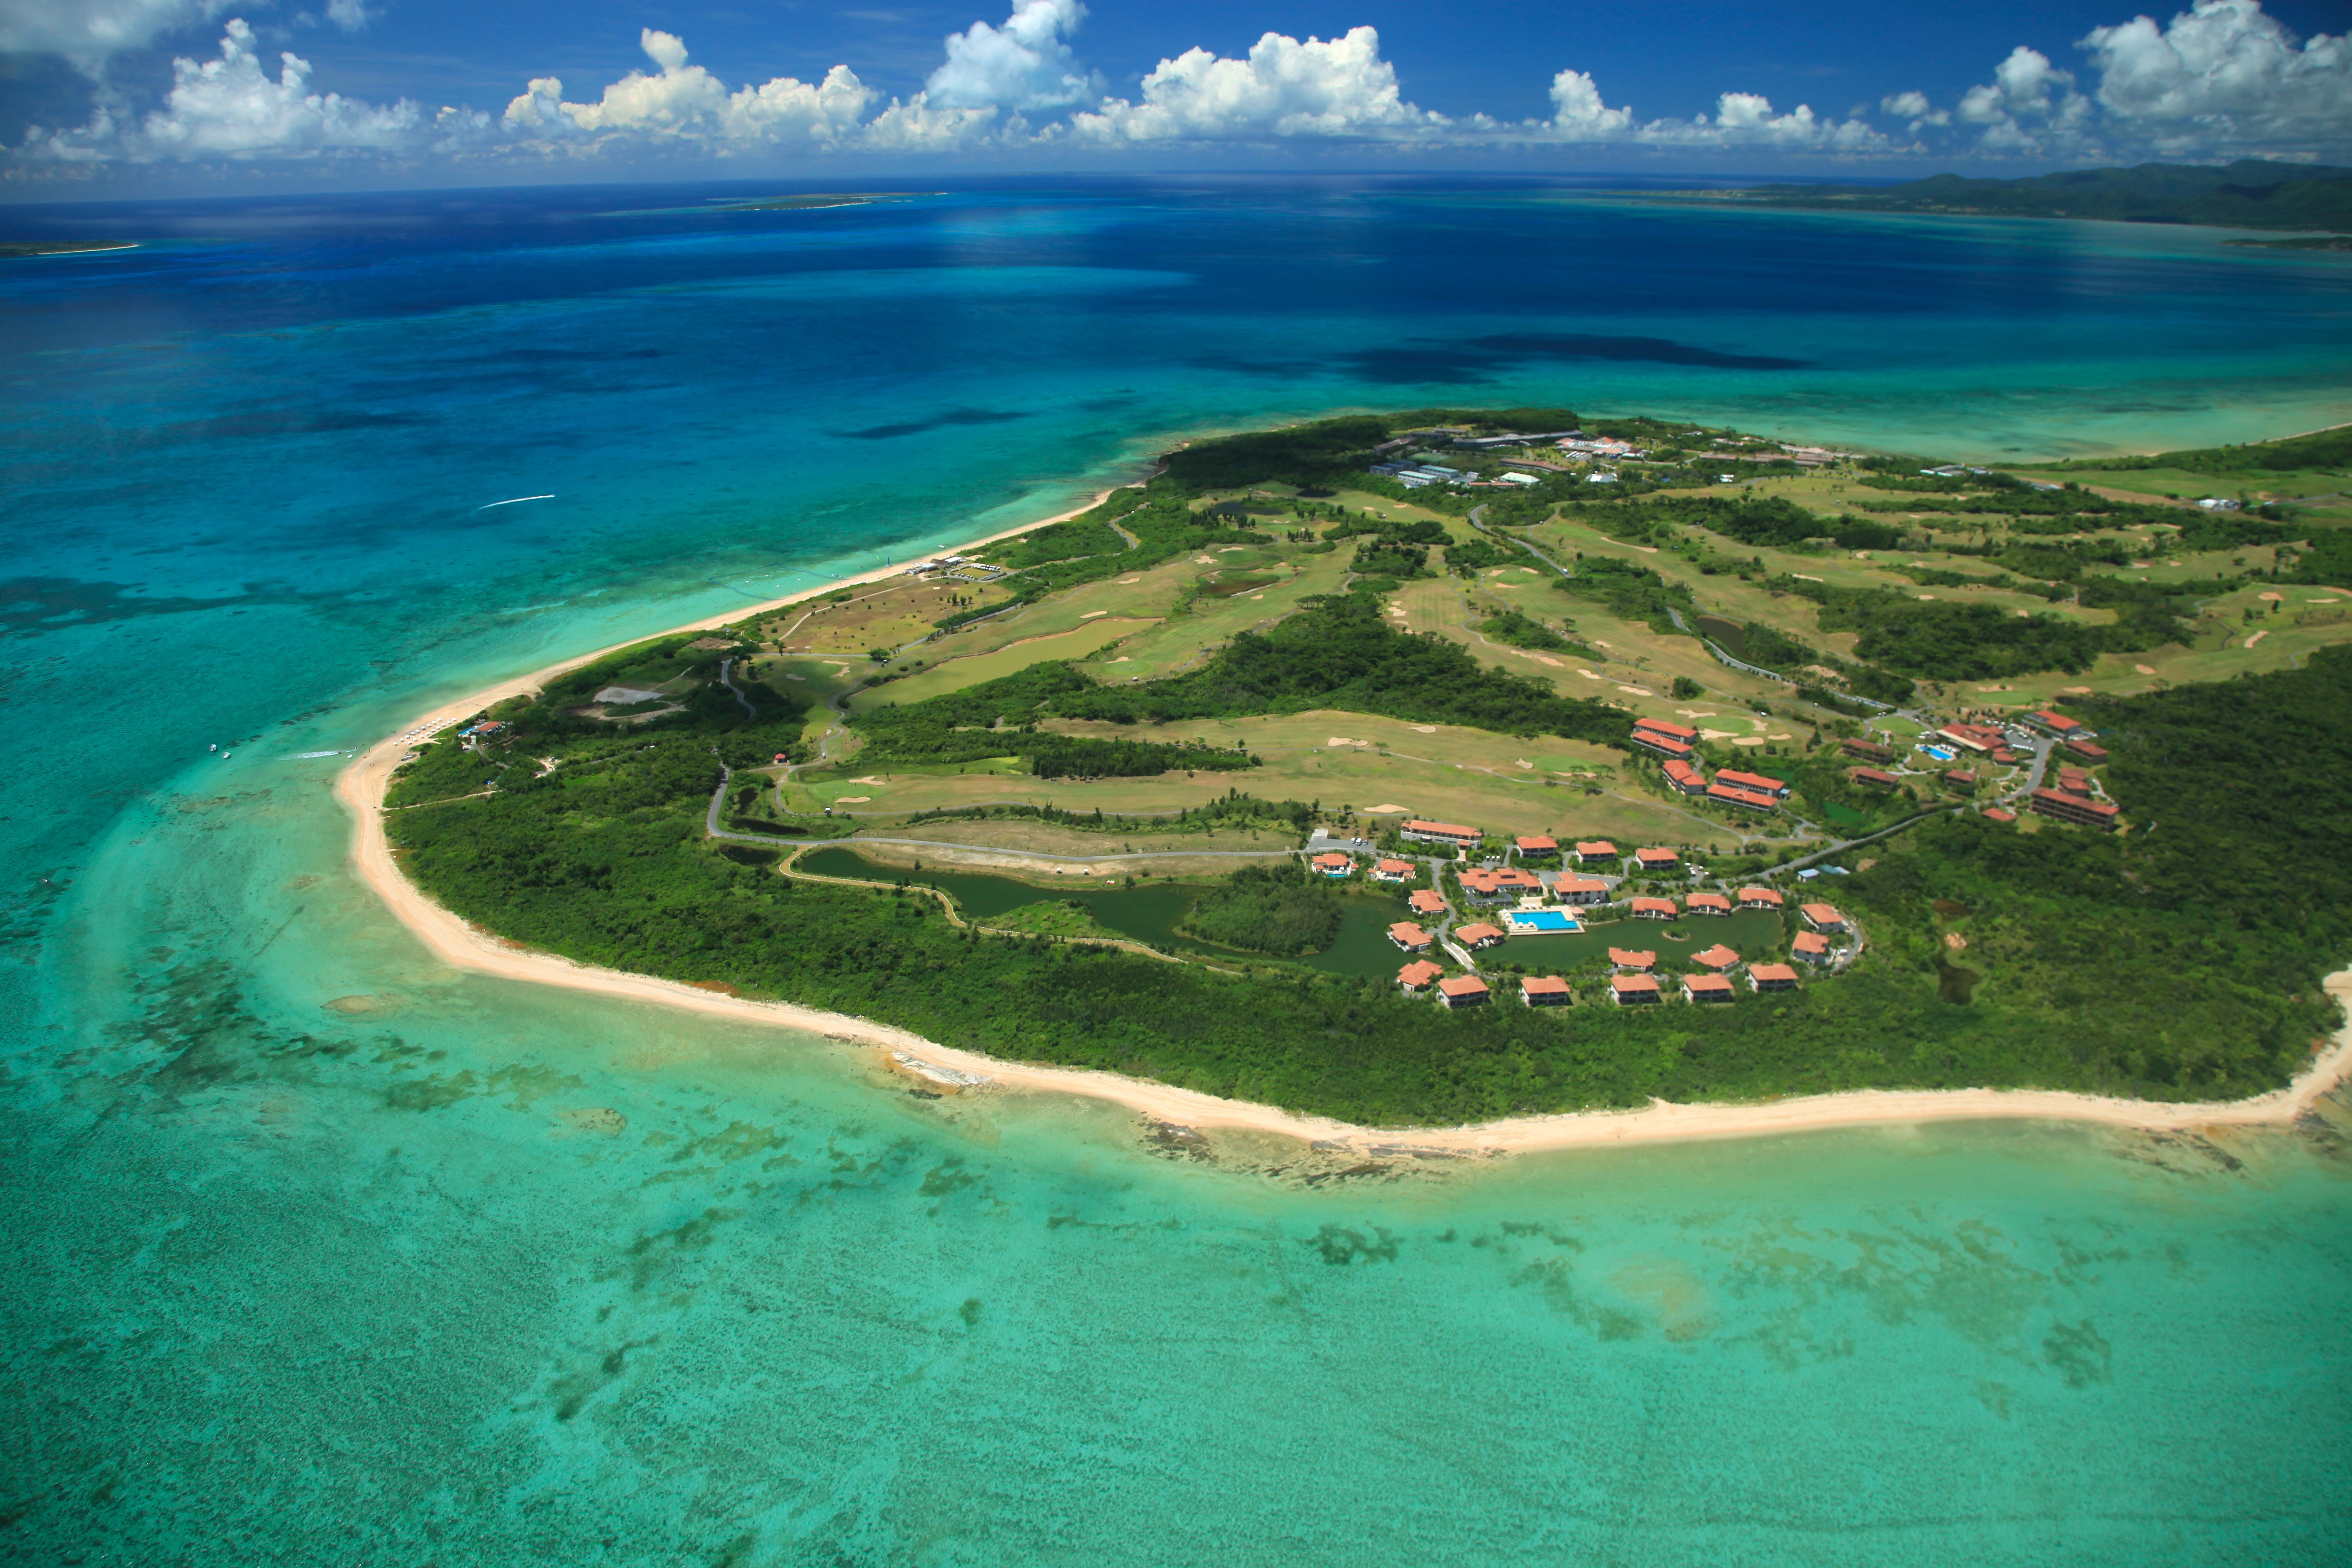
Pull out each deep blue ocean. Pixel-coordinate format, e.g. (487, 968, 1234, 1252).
(2, 176, 2348, 1565)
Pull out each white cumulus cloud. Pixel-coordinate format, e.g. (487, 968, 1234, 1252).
(1069, 27, 1447, 142)
(2082, 0, 2350, 145)
(923, 0, 1098, 111)
(501, 29, 877, 150)
(1879, 89, 1949, 128)
(1956, 45, 2096, 152)
(324, 0, 375, 32)
(16, 18, 474, 162)
(1545, 70, 1635, 137)
(0, 0, 229, 71)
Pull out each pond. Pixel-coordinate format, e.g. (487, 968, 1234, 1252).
(1694, 613, 1746, 654)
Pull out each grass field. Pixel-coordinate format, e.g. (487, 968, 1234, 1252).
(844, 617, 1155, 712)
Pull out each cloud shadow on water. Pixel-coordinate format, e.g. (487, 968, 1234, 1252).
(827, 408, 1032, 441)
(1198, 333, 1811, 385)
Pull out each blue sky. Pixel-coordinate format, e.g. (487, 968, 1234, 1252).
(2, 0, 2348, 190)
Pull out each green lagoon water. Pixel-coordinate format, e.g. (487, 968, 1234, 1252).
(4, 179, 2350, 1563)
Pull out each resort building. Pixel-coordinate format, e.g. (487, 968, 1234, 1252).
(1458, 867, 1544, 904)
(1611, 975, 1662, 1006)
(1849, 766, 1900, 790)
(1982, 807, 2017, 823)
(1691, 944, 1741, 973)
(1387, 922, 1434, 953)
(1630, 717, 1701, 758)
(1686, 892, 1732, 916)
(1937, 722, 2006, 755)
(2028, 788, 2122, 829)
(1609, 947, 1658, 972)
(1800, 903, 1849, 933)
(2064, 738, 2110, 764)
(1407, 888, 1447, 915)
(1715, 768, 1789, 799)
(1514, 835, 1559, 859)
(1793, 931, 1834, 965)
(1748, 963, 1800, 993)
(1401, 818, 1483, 848)
(1456, 923, 1507, 951)
(1683, 973, 1735, 1003)
(1521, 975, 1571, 1008)
(1437, 975, 1491, 1009)
(1737, 886, 1784, 910)
(1663, 758, 1709, 795)
(2023, 709, 2093, 740)
(1944, 769, 1978, 793)
(2055, 767, 2096, 798)
(1371, 858, 1416, 883)
(1708, 783, 1780, 813)
(1635, 847, 1681, 871)
(1574, 840, 1620, 865)
(1630, 898, 1678, 920)
(1554, 875, 1611, 906)
(1992, 746, 2024, 765)
(1840, 738, 1896, 765)
(1397, 960, 1444, 994)
(1310, 853, 1354, 878)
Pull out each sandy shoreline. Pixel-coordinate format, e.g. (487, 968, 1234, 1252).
(335, 495, 2352, 1157)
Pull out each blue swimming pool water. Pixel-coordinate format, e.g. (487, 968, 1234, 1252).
(1509, 909, 1581, 932)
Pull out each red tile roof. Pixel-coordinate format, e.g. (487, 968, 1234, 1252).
(1438, 975, 1490, 1000)
(1708, 784, 1780, 811)
(1515, 835, 1558, 852)
(1555, 875, 1610, 897)
(1608, 947, 1657, 970)
(1686, 892, 1732, 912)
(1636, 846, 1680, 865)
(1664, 759, 1708, 790)
(1793, 931, 1831, 956)
(1575, 840, 1619, 858)
(1374, 858, 1415, 876)
(1403, 818, 1481, 841)
(1456, 923, 1507, 947)
(1630, 897, 1678, 918)
(1849, 766, 1899, 787)
(1982, 807, 2017, 822)
(1408, 888, 1446, 913)
(1737, 886, 1783, 907)
(1398, 960, 1443, 987)
(1748, 962, 1799, 987)
(1388, 922, 1432, 949)
(1692, 944, 1741, 971)
(1520, 975, 1570, 998)
(1635, 716, 1700, 740)
(1683, 973, 1734, 998)
(1714, 768, 1788, 795)
(1800, 903, 1845, 928)
(1311, 853, 1352, 870)
(1611, 974, 1661, 996)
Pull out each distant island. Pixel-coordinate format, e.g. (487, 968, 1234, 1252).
(0, 240, 139, 259)
(1677, 159, 2352, 239)
(350, 411, 2352, 1140)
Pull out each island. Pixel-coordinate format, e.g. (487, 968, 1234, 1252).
(348, 410, 2352, 1145)
(1670, 158, 2352, 242)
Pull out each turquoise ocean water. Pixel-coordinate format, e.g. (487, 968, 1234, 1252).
(3, 178, 2348, 1563)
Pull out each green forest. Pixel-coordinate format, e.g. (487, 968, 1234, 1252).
(383, 573, 2352, 1122)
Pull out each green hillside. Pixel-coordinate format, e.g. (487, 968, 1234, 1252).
(1724, 159, 2352, 233)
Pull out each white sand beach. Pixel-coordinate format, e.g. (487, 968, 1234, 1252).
(337, 496, 2352, 1157)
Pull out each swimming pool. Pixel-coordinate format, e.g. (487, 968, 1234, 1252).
(1506, 909, 1581, 933)
(1920, 744, 1956, 761)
